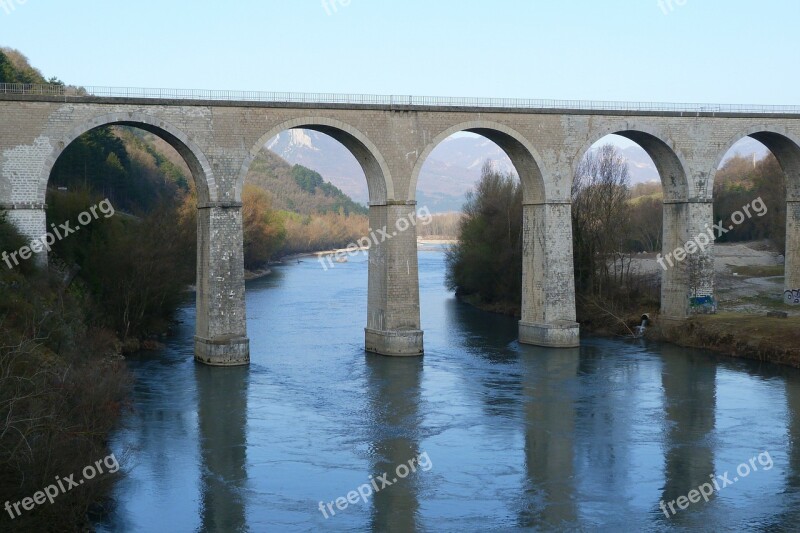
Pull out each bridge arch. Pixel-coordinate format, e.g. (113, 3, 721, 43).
(410, 120, 547, 204)
(712, 126, 800, 200)
(414, 120, 577, 347)
(575, 124, 690, 201)
(38, 112, 248, 366)
(238, 117, 394, 204)
(574, 125, 694, 319)
(240, 117, 422, 357)
(39, 112, 217, 205)
(713, 127, 800, 296)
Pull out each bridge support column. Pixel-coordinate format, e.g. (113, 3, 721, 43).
(660, 200, 715, 319)
(786, 200, 800, 294)
(365, 201, 423, 356)
(519, 202, 580, 348)
(195, 202, 250, 366)
(1, 203, 48, 267)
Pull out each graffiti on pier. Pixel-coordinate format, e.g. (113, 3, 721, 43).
(689, 295, 717, 314)
(785, 289, 800, 306)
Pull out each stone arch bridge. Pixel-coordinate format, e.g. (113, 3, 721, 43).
(1, 86, 798, 365)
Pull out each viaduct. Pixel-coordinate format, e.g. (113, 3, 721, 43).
(1, 85, 798, 366)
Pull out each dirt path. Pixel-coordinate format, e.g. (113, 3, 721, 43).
(629, 240, 796, 316)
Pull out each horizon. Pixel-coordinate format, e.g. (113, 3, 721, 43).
(0, 1, 798, 105)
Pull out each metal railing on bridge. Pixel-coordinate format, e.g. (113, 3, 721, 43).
(1, 82, 799, 115)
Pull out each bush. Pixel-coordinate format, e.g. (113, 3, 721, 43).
(242, 185, 285, 269)
(445, 163, 522, 311)
(0, 216, 132, 531)
(46, 188, 196, 340)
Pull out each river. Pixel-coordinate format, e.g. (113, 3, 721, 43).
(96, 248, 800, 532)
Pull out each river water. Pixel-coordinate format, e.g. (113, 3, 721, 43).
(96, 249, 800, 532)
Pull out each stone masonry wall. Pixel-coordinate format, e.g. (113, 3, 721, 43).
(1, 95, 799, 352)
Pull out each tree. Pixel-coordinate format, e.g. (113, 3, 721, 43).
(627, 196, 663, 252)
(446, 146, 659, 322)
(445, 162, 522, 312)
(242, 185, 286, 269)
(45, 188, 197, 340)
(572, 144, 632, 295)
(714, 153, 786, 252)
(0, 47, 47, 84)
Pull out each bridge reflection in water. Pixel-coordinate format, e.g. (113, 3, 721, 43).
(96, 251, 800, 531)
(195, 364, 249, 531)
(519, 347, 580, 527)
(364, 356, 424, 532)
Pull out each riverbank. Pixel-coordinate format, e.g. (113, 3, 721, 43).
(453, 239, 800, 369)
(461, 293, 800, 369)
(648, 240, 800, 367)
(245, 267, 272, 281)
(0, 266, 131, 530)
(456, 292, 521, 318)
(583, 240, 800, 367)
(654, 313, 800, 368)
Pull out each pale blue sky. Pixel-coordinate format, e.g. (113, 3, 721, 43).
(0, 0, 798, 105)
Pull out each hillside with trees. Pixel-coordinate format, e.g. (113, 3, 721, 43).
(0, 46, 58, 85)
(0, 215, 131, 531)
(244, 150, 368, 256)
(616, 153, 786, 254)
(713, 154, 786, 252)
(245, 149, 367, 216)
(417, 212, 462, 239)
(50, 126, 191, 214)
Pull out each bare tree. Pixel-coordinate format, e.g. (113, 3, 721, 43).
(572, 144, 632, 295)
(629, 196, 663, 252)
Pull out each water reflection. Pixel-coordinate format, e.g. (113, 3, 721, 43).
(788, 378, 800, 490)
(364, 355, 423, 532)
(518, 347, 581, 528)
(775, 377, 800, 526)
(659, 345, 716, 524)
(572, 342, 647, 514)
(97, 251, 800, 531)
(195, 364, 249, 532)
(442, 295, 518, 357)
(442, 296, 522, 424)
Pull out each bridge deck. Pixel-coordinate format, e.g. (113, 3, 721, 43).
(1, 83, 799, 118)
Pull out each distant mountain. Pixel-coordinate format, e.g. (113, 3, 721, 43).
(415, 135, 515, 211)
(266, 131, 513, 213)
(266, 130, 368, 204)
(244, 149, 366, 216)
(266, 130, 771, 212)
